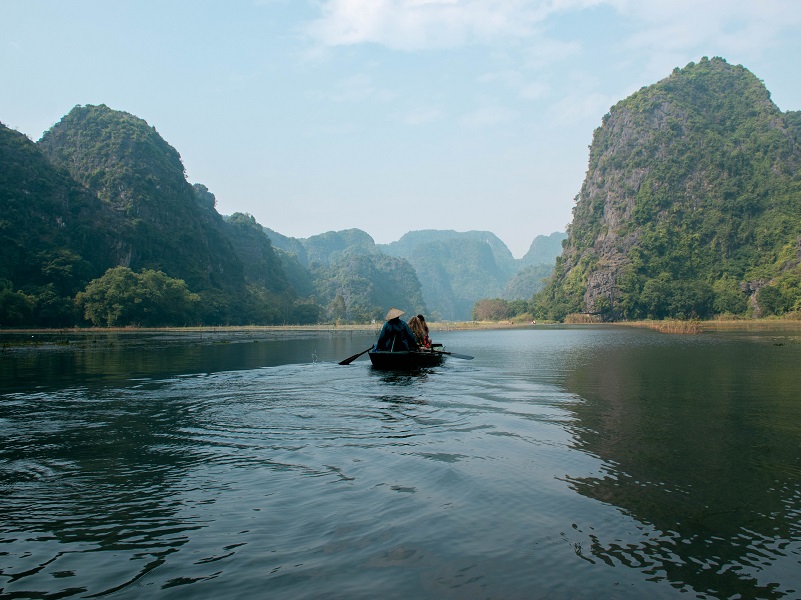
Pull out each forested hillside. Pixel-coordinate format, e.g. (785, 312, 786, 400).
(382, 230, 563, 320)
(2, 106, 313, 326)
(382, 230, 518, 278)
(37, 105, 245, 295)
(0, 122, 120, 325)
(264, 228, 427, 323)
(535, 57, 801, 321)
(264, 228, 564, 322)
(519, 232, 567, 268)
(502, 232, 566, 300)
(10, 56, 794, 330)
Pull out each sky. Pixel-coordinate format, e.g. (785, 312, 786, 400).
(2, 1, 801, 258)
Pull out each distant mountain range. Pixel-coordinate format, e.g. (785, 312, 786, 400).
(380, 230, 563, 319)
(0, 105, 560, 326)
(5, 56, 793, 327)
(265, 227, 565, 321)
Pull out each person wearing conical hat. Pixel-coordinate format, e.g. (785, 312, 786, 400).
(374, 307, 419, 352)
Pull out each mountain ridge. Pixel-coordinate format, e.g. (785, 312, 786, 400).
(263, 228, 565, 320)
(8, 57, 794, 326)
(535, 57, 801, 320)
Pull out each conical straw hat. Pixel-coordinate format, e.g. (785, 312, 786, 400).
(385, 307, 404, 320)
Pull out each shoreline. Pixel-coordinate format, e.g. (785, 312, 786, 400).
(0, 325, 378, 354)
(3, 318, 800, 353)
(0, 322, 486, 353)
(0, 321, 534, 353)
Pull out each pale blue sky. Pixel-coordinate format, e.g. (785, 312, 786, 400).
(3, 1, 800, 257)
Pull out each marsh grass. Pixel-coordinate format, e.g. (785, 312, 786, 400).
(618, 319, 703, 334)
(655, 320, 703, 334)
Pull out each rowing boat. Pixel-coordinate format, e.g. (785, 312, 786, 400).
(368, 349, 445, 370)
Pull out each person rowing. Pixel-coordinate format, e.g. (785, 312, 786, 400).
(374, 308, 419, 352)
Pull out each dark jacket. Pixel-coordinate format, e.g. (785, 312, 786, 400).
(374, 318, 419, 351)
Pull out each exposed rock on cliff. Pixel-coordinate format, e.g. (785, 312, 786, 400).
(538, 57, 801, 320)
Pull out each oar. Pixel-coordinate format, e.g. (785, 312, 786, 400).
(339, 347, 372, 365)
(437, 350, 474, 360)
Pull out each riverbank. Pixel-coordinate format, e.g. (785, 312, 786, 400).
(0, 325, 377, 354)
(4, 317, 799, 353)
(0, 321, 516, 353)
(620, 317, 801, 334)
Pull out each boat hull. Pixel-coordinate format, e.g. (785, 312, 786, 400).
(368, 349, 445, 370)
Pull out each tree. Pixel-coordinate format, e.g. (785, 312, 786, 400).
(328, 293, 347, 322)
(712, 274, 747, 315)
(76, 266, 200, 326)
(32, 285, 79, 327)
(0, 279, 34, 325)
(473, 298, 512, 321)
(757, 271, 801, 316)
(289, 299, 323, 325)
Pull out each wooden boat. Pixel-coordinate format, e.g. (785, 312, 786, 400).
(368, 348, 445, 370)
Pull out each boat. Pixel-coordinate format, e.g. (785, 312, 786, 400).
(368, 348, 445, 370)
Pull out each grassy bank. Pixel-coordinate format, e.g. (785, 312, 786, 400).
(620, 317, 801, 334)
(4, 317, 800, 352)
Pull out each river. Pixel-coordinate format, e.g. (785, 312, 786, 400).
(1, 325, 800, 599)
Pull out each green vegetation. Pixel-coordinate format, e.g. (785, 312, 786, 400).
(299, 230, 427, 323)
(1, 106, 426, 327)
(518, 232, 566, 267)
(77, 267, 200, 327)
(534, 57, 801, 322)
(3, 103, 563, 328)
(383, 230, 562, 320)
(0, 118, 119, 327)
(502, 264, 554, 300)
(472, 298, 530, 321)
(8, 57, 798, 329)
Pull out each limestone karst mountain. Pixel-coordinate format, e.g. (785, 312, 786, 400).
(536, 57, 801, 321)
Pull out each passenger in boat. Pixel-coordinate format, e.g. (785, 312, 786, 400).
(374, 308, 419, 352)
(408, 314, 432, 349)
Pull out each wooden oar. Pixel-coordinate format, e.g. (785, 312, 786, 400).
(338, 347, 373, 365)
(437, 350, 474, 360)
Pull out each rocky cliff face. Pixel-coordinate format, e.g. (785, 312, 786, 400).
(541, 57, 801, 320)
(38, 104, 248, 293)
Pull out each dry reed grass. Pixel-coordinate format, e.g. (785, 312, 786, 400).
(619, 319, 703, 334)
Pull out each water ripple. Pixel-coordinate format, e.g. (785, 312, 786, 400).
(3, 329, 801, 598)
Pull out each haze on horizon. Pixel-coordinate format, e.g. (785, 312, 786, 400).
(2, 0, 800, 258)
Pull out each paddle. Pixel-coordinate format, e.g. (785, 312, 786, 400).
(436, 350, 474, 360)
(338, 347, 372, 365)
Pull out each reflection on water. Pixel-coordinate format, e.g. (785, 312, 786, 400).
(1, 327, 800, 598)
(1, 331, 378, 390)
(560, 330, 801, 599)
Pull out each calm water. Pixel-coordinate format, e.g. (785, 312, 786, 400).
(1, 326, 800, 599)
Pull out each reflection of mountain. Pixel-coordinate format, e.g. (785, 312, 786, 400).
(561, 335, 799, 599)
